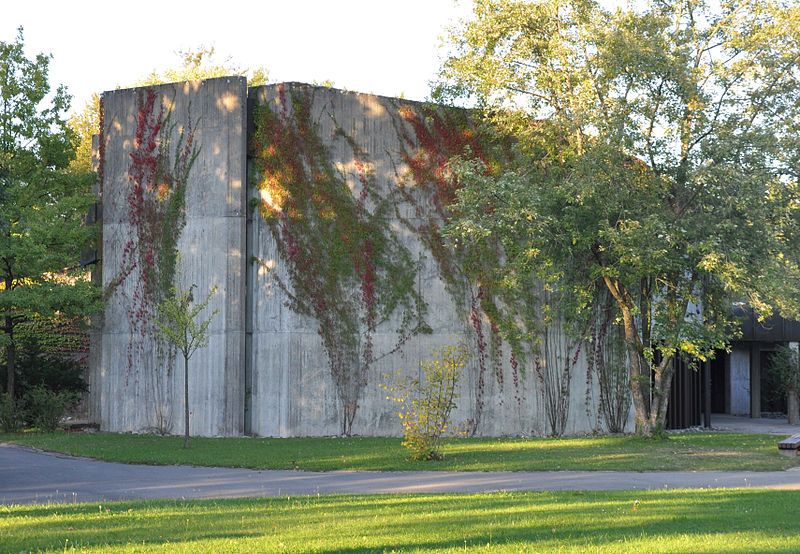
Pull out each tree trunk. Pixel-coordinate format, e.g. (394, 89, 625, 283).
(622, 321, 650, 436)
(342, 404, 356, 437)
(602, 276, 680, 438)
(648, 356, 676, 433)
(184, 354, 190, 448)
(604, 278, 650, 435)
(4, 317, 15, 400)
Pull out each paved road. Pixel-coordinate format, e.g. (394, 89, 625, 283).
(2, 443, 800, 505)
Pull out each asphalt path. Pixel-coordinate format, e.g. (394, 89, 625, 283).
(2, 443, 800, 505)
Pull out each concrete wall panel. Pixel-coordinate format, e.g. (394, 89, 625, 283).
(729, 345, 751, 415)
(96, 77, 247, 436)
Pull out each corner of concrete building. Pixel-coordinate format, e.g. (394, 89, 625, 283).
(96, 76, 248, 436)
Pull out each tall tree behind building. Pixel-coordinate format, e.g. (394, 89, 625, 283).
(0, 28, 100, 401)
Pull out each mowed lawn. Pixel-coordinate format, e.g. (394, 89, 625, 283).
(4, 432, 800, 551)
(4, 489, 800, 552)
(2, 430, 797, 471)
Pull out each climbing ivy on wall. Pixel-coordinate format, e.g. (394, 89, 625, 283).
(389, 102, 522, 434)
(250, 84, 428, 437)
(109, 87, 199, 379)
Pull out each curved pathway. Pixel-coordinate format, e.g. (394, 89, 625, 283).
(2, 443, 800, 505)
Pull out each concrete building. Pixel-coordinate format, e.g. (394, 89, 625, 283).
(88, 77, 794, 437)
(708, 309, 800, 418)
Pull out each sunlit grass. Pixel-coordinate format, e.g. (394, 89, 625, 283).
(3, 489, 799, 552)
(2, 430, 798, 472)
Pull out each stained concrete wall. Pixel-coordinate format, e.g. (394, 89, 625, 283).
(92, 79, 622, 437)
(729, 345, 751, 415)
(95, 77, 247, 436)
(246, 84, 610, 437)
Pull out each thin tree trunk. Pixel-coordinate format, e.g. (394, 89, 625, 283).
(184, 354, 190, 448)
(621, 309, 650, 435)
(603, 276, 651, 435)
(4, 317, 14, 400)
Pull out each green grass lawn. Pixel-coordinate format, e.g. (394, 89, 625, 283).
(2, 430, 797, 471)
(4, 489, 799, 552)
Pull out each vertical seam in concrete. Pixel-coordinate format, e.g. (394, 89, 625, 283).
(244, 92, 254, 436)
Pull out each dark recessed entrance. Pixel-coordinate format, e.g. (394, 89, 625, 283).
(761, 348, 787, 415)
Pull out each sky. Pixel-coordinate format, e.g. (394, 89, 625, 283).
(2, 0, 475, 116)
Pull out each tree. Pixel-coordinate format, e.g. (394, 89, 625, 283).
(439, 0, 800, 435)
(0, 28, 100, 403)
(67, 92, 101, 175)
(132, 46, 270, 88)
(770, 344, 800, 425)
(154, 281, 217, 448)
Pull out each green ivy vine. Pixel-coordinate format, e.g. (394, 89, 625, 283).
(250, 84, 428, 436)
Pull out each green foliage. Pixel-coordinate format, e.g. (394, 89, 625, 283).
(154, 283, 218, 361)
(250, 85, 428, 436)
(0, 28, 100, 401)
(6, 318, 88, 397)
(154, 279, 217, 447)
(22, 385, 79, 432)
(133, 46, 270, 88)
(0, 315, 88, 404)
(770, 345, 800, 395)
(439, 0, 800, 436)
(0, 392, 22, 432)
(384, 342, 468, 460)
(66, 92, 101, 175)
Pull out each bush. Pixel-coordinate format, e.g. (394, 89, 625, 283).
(770, 345, 800, 423)
(23, 386, 79, 432)
(770, 345, 800, 395)
(0, 393, 23, 432)
(383, 342, 469, 460)
(13, 335, 87, 398)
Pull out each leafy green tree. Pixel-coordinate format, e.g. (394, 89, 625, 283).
(154, 281, 217, 448)
(132, 46, 270, 88)
(770, 344, 800, 425)
(439, 0, 800, 435)
(66, 93, 101, 175)
(0, 28, 100, 402)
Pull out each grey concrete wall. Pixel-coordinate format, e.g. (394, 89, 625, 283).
(246, 84, 604, 437)
(729, 345, 751, 415)
(96, 77, 247, 436)
(93, 79, 618, 438)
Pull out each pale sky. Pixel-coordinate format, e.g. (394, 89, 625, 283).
(2, 0, 475, 116)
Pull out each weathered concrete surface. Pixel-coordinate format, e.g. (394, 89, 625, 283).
(246, 84, 609, 438)
(2, 443, 799, 506)
(93, 79, 624, 438)
(95, 77, 247, 436)
(729, 345, 751, 416)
